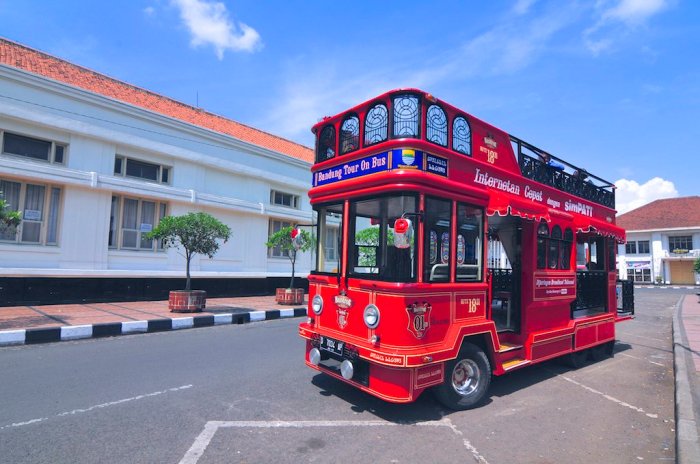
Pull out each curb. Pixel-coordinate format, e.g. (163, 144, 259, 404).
(0, 307, 306, 347)
(673, 296, 700, 464)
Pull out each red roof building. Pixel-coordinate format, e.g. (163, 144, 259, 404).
(617, 196, 700, 231)
(0, 37, 313, 163)
(617, 197, 700, 286)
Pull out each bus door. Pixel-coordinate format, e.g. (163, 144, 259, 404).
(488, 215, 522, 332)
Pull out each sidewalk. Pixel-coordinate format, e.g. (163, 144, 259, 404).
(0, 295, 306, 346)
(675, 294, 700, 464)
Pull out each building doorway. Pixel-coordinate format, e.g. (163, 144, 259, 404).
(669, 260, 696, 285)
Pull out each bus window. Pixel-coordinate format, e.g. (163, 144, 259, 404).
(350, 195, 417, 282)
(608, 238, 616, 271)
(577, 236, 606, 271)
(549, 226, 562, 270)
(316, 125, 336, 162)
(340, 114, 360, 154)
(456, 203, 483, 281)
(561, 228, 573, 269)
(537, 221, 549, 269)
(364, 103, 388, 146)
(424, 197, 452, 282)
(314, 202, 343, 274)
(393, 94, 420, 138)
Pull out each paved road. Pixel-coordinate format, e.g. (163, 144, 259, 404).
(0, 288, 684, 463)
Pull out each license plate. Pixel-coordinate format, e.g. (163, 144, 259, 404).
(320, 336, 344, 356)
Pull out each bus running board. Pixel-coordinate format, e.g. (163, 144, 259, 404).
(502, 358, 530, 371)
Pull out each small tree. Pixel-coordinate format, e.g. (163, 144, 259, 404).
(694, 256, 700, 275)
(266, 226, 314, 289)
(146, 212, 231, 291)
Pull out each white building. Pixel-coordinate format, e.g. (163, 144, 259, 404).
(0, 38, 316, 305)
(617, 196, 700, 285)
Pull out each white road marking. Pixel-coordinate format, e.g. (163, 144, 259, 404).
(558, 375, 662, 419)
(179, 418, 489, 464)
(0, 384, 192, 431)
(620, 352, 666, 367)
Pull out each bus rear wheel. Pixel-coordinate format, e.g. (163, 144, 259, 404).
(434, 343, 491, 410)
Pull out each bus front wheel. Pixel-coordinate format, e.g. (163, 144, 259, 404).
(434, 343, 491, 410)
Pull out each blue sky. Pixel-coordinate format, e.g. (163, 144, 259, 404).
(1, 0, 698, 214)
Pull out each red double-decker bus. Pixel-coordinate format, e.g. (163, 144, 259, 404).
(298, 89, 634, 409)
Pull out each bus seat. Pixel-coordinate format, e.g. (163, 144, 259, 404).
(430, 264, 449, 281)
(456, 264, 479, 281)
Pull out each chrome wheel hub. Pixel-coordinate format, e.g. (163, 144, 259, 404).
(451, 359, 480, 396)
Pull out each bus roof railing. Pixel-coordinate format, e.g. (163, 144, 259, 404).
(511, 136, 616, 209)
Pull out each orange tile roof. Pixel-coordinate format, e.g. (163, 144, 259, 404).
(0, 37, 313, 164)
(617, 196, 700, 231)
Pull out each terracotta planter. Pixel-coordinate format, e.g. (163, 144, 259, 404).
(275, 288, 304, 305)
(169, 290, 206, 312)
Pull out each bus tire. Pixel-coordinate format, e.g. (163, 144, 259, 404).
(604, 340, 615, 356)
(591, 341, 614, 361)
(434, 343, 491, 410)
(566, 349, 588, 368)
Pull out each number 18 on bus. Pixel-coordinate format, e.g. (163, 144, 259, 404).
(299, 89, 634, 410)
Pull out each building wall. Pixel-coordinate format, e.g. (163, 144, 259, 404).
(0, 64, 314, 301)
(618, 229, 700, 285)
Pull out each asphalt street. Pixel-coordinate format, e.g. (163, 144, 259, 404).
(0, 287, 685, 463)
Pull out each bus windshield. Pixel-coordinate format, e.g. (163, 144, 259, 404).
(349, 194, 418, 282)
(313, 202, 343, 275)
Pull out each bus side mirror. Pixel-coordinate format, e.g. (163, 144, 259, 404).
(393, 218, 413, 249)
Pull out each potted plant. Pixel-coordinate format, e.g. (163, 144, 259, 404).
(266, 225, 314, 305)
(0, 196, 21, 232)
(147, 212, 231, 312)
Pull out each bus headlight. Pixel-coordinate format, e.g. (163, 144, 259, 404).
(363, 304, 380, 329)
(312, 295, 324, 315)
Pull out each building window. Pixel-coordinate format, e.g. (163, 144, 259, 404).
(637, 240, 650, 254)
(270, 190, 299, 209)
(628, 268, 651, 283)
(114, 156, 170, 184)
(625, 241, 637, 254)
(1, 131, 66, 164)
(0, 178, 61, 245)
(109, 195, 167, 251)
(324, 227, 339, 261)
(268, 219, 293, 258)
(669, 236, 693, 253)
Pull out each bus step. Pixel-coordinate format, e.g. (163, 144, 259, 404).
(502, 358, 531, 372)
(498, 342, 523, 353)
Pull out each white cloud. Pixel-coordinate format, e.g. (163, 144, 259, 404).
(584, 0, 671, 54)
(171, 0, 261, 59)
(513, 0, 538, 15)
(602, 0, 669, 25)
(144, 6, 156, 16)
(615, 177, 678, 214)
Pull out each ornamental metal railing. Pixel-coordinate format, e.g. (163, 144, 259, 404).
(572, 271, 608, 313)
(616, 279, 635, 315)
(513, 137, 616, 209)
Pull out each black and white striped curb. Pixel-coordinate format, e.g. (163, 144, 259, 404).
(0, 308, 306, 347)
